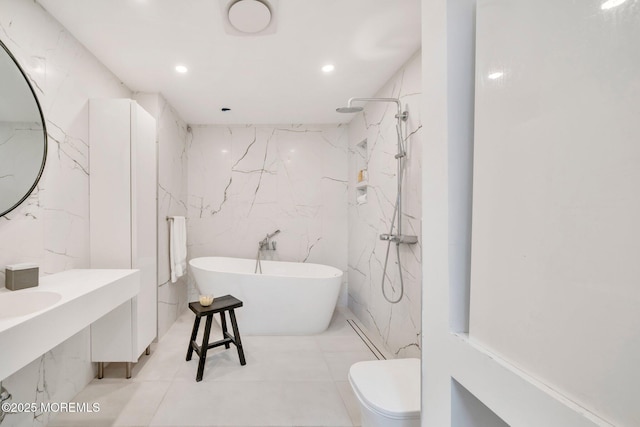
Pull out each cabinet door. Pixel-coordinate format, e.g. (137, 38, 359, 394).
(90, 300, 134, 361)
(131, 103, 158, 356)
(89, 99, 158, 363)
(89, 99, 132, 268)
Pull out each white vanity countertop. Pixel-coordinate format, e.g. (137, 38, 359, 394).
(0, 269, 140, 380)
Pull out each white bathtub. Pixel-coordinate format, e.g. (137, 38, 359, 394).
(189, 257, 343, 335)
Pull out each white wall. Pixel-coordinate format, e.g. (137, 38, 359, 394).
(469, 1, 640, 425)
(421, 0, 636, 426)
(347, 51, 423, 358)
(451, 380, 509, 427)
(0, 1, 131, 426)
(135, 93, 190, 339)
(187, 124, 348, 303)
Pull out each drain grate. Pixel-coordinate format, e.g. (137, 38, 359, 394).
(347, 319, 386, 360)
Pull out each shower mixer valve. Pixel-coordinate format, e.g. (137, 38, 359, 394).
(379, 234, 418, 244)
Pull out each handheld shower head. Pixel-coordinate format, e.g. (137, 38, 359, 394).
(336, 106, 364, 114)
(267, 229, 280, 238)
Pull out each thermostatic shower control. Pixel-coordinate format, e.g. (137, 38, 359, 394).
(379, 234, 418, 244)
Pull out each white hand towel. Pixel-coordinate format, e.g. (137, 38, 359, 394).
(169, 216, 187, 283)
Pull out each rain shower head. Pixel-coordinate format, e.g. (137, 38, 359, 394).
(336, 106, 364, 113)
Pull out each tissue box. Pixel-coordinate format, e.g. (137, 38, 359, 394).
(5, 263, 39, 290)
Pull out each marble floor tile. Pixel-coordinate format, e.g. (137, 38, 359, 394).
(49, 380, 170, 427)
(318, 311, 360, 337)
(174, 347, 333, 383)
(113, 382, 172, 427)
(315, 335, 372, 353)
(149, 381, 290, 426)
(322, 351, 377, 381)
(54, 307, 378, 427)
(241, 335, 321, 352)
(336, 381, 362, 427)
(282, 381, 353, 426)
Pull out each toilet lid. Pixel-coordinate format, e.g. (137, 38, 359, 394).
(348, 358, 420, 419)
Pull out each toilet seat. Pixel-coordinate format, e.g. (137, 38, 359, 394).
(348, 358, 420, 420)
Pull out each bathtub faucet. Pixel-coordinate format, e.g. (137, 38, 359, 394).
(258, 229, 281, 251)
(256, 230, 280, 274)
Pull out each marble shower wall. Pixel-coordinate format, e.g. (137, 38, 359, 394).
(134, 93, 189, 339)
(347, 51, 422, 358)
(187, 125, 349, 304)
(0, 1, 130, 426)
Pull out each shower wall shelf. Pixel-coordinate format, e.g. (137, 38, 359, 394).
(355, 139, 368, 204)
(356, 191, 367, 205)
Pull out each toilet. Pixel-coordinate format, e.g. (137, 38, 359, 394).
(348, 358, 421, 427)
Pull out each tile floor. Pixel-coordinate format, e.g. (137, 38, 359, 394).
(49, 307, 377, 426)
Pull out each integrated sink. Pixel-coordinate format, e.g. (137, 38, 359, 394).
(0, 291, 62, 319)
(0, 269, 140, 381)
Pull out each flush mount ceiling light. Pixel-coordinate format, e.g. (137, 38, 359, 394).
(175, 65, 188, 73)
(228, 0, 272, 34)
(322, 64, 335, 73)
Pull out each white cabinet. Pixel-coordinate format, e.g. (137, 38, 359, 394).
(89, 99, 157, 370)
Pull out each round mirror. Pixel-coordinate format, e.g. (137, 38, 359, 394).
(0, 39, 47, 217)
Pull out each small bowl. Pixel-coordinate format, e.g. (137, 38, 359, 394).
(199, 295, 214, 306)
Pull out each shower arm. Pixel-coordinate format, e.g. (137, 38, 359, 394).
(346, 97, 408, 121)
(347, 97, 408, 158)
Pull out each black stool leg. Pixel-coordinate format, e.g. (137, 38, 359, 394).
(196, 314, 214, 382)
(229, 309, 246, 366)
(220, 311, 231, 349)
(186, 315, 201, 361)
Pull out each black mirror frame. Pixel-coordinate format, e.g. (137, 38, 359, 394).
(0, 38, 48, 218)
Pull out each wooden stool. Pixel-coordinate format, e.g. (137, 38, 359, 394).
(186, 295, 246, 381)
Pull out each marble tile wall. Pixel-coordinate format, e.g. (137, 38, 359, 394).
(187, 125, 349, 305)
(0, 1, 131, 426)
(134, 93, 189, 339)
(0, 122, 44, 209)
(347, 51, 422, 358)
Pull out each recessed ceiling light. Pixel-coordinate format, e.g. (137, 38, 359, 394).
(175, 65, 188, 73)
(601, 0, 627, 9)
(322, 64, 335, 73)
(488, 71, 504, 80)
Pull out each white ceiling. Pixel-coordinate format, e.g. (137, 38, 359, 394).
(38, 0, 421, 125)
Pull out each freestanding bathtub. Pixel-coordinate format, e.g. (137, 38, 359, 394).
(189, 257, 343, 335)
